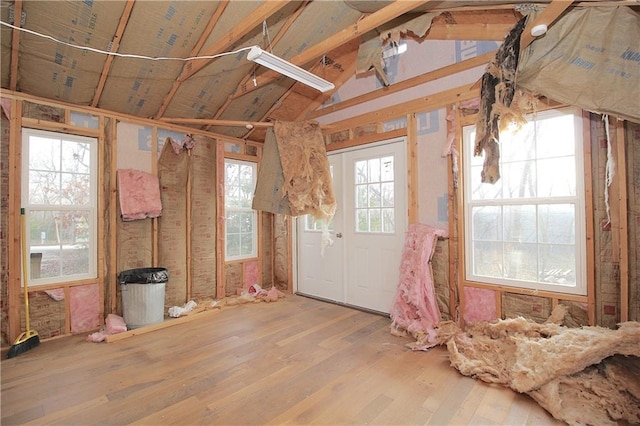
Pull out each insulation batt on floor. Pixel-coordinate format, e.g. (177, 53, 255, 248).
(434, 305, 640, 425)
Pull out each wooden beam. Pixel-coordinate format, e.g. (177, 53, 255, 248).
(309, 50, 495, 120)
(616, 119, 629, 322)
(520, 0, 573, 50)
(9, 0, 22, 90)
(407, 113, 418, 225)
(91, 0, 135, 108)
(326, 83, 479, 135)
(7, 99, 22, 342)
(207, 1, 311, 133)
(154, 1, 229, 119)
(160, 118, 275, 128)
(176, 1, 291, 83)
(427, 23, 513, 41)
(232, 0, 434, 98)
(325, 128, 407, 152)
(216, 140, 226, 300)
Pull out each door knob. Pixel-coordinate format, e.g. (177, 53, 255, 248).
(336, 232, 343, 238)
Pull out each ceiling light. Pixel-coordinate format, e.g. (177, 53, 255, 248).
(247, 46, 335, 93)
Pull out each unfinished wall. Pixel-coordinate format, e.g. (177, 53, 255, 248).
(1, 112, 9, 345)
(628, 121, 640, 321)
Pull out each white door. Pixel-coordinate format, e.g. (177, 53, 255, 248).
(297, 138, 407, 313)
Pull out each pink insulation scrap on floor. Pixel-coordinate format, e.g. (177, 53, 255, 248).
(117, 168, 162, 221)
(463, 286, 498, 324)
(390, 223, 447, 350)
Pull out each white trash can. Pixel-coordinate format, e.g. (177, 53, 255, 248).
(118, 268, 168, 329)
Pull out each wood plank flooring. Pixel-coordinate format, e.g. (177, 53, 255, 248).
(1, 295, 563, 425)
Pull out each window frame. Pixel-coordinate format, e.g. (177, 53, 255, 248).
(224, 158, 258, 262)
(462, 107, 587, 296)
(21, 128, 98, 286)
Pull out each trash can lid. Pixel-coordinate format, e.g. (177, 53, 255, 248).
(118, 267, 169, 284)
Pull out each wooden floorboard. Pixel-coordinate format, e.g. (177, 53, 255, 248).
(1, 295, 563, 425)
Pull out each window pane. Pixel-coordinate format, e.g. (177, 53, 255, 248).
(503, 160, 536, 199)
(536, 114, 576, 158)
(537, 157, 576, 197)
(470, 165, 502, 200)
(368, 158, 381, 182)
(473, 241, 503, 277)
(382, 208, 395, 233)
(539, 244, 576, 284)
(240, 212, 253, 233)
(368, 183, 381, 207)
(355, 161, 367, 184)
(504, 205, 536, 243)
(357, 209, 368, 232)
(226, 234, 240, 257)
(381, 156, 394, 181)
(356, 185, 367, 208)
(30, 136, 60, 171)
(504, 242, 537, 281)
(538, 204, 575, 244)
(472, 206, 502, 241)
(381, 182, 394, 207)
(29, 170, 59, 204)
(61, 140, 90, 173)
(61, 172, 91, 205)
(369, 209, 381, 232)
(240, 235, 253, 257)
(226, 212, 240, 233)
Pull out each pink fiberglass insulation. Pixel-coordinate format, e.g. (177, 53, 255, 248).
(390, 223, 447, 350)
(70, 284, 101, 333)
(243, 261, 259, 289)
(117, 168, 162, 221)
(463, 286, 498, 324)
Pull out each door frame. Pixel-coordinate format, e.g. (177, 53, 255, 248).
(293, 136, 409, 306)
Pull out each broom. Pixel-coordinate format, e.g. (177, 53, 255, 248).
(7, 208, 40, 358)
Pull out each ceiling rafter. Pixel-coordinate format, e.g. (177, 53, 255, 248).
(175, 0, 291, 84)
(230, 0, 435, 100)
(520, 0, 574, 50)
(9, 0, 23, 90)
(91, 0, 135, 108)
(204, 1, 311, 133)
(153, 0, 230, 119)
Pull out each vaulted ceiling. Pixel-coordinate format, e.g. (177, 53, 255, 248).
(0, 0, 619, 141)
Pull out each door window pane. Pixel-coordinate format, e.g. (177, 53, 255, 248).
(354, 155, 395, 233)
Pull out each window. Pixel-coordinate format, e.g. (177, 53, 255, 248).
(22, 129, 98, 285)
(463, 108, 586, 295)
(355, 155, 395, 233)
(224, 160, 257, 260)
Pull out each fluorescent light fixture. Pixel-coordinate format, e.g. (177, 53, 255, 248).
(247, 46, 335, 93)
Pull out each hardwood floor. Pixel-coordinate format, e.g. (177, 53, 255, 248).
(1, 295, 562, 425)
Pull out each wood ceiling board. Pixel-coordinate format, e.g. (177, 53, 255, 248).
(98, 1, 218, 116)
(15, 1, 125, 104)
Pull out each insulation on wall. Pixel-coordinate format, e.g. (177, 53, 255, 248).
(261, 212, 274, 287)
(189, 135, 217, 299)
(431, 239, 452, 320)
(502, 292, 552, 323)
(69, 283, 100, 333)
(158, 142, 188, 306)
(102, 117, 115, 316)
(628, 121, 640, 321)
(591, 116, 622, 327)
(273, 214, 289, 291)
(225, 262, 242, 297)
(463, 286, 498, 323)
(25, 290, 65, 339)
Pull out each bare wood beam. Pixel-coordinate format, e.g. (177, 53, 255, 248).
(232, 0, 434, 99)
(309, 50, 496, 120)
(520, 0, 573, 50)
(91, 0, 135, 107)
(427, 23, 513, 41)
(176, 1, 291, 84)
(206, 1, 310, 132)
(160, 118, 275, 128)
(154, 0, 229, 119)
(9, 0, 22, 90)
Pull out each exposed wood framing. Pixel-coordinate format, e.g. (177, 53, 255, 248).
(216, 140, 225, 300)
(160, 118, 276, 128)
(520, 0, 573, 50)
(109, 118, 118, 314)
(97, 115, 106, 324)
(309, 50, 495, 120)
(583, 111, 596, 325)
(325, 128, 407, 152)
(447, 104, 459, 322)
(407, 113, 418, 224)
(154, 0, 229, 119)
(91, 0, 135, 108)
(426, 23, 513, 40)
(175, 1, 290, 84)
(9, 0, 22, 91)
(186, 150, 192, 301)
(616, 120, 629, 322)
(151, 127, 159, 268)
(232, 0, 434, 98)
(7, 99, 22, 342)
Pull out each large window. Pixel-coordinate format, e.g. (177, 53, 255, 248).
(224, 160, 257, 261)
(463, 108, 586, 295)
(22, 129, 98, 285)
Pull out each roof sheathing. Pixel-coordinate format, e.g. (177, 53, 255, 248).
(0, 3, 13, 89)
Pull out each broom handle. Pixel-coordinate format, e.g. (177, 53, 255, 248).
(20, 208, 31, 331)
